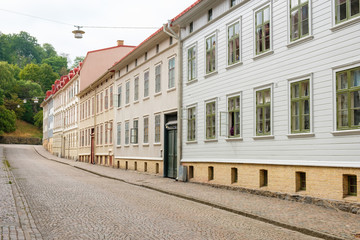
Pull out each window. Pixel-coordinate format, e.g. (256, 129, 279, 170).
(188, 46, 196, 81)
(117, 85, 122, 108)
(125, 81, 130, 104)
(131, 119, 138, 144)
(296, 172, 306, 191)
(96, 94, 99, 113)
(143, 116, 149, 143)
(169, 36, 173, 45)
(335, 0, 360, 24)
(206, 34, 216, 74)
(291, 79, 310, 133)
(100, 124, 103, 145)
(189, 22, 193, 33)
(134, 77, 139, 101)
(290, 0, 309, 41)
(135, 59, 138, 67)
(144, 71, 149, 98)
(255, 6, 271, 55)
(145, 52, 148, 61)
(256, 88, 271, 135)
(156, 44, 159, 53)
(208, 166, 214, 180)
(168, 58, 175, 89)
(260, 169, 268, 187)
(336, 67, 360, 130)
(228, 96, 240, 137)
(230, 0, 236, 7)
(208, 8, 213, 22)
(117, 122, 121, 146)
(125, 121, 129, 145)
(231, 168, 238, 184)
(92, 97, 95, 116)
(228, 22, 240, 65)
(187, 106, 196, 141)
(96, 126, 99, 145)
(344, 175, 357, 196)
(155, 64, 161, 93)
(126, 65, 129, 72)
(110, 86, 113, 108)
(100, 92, 103, 112)
(155, 114, 161, 143)
(105, 89, 109, 110)
(189, 166, 194, 179)
(206, 101, 216, 139)
(105, 122, 108, 144)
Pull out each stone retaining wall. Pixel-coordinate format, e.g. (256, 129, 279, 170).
(0, 136, 42, 145)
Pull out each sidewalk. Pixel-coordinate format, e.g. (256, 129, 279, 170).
(34, 146, 360, 240)
(1, 146, 42, 240)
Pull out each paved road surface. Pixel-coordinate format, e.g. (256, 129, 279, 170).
(3, 145, 321, 240)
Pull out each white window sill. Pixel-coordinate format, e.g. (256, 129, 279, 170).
(204, 71, 218, 78)
(226, 61, 243, 70)
(287, 35, 314, 48)
(253, 135, 274, 140)
(132, 144, 139, 147)
(331, 129, 360, 136)
(153, 143, 161, 146)
(125, 104, 130, 108)
(167, 87, 176, 93)
(143, 96, 150, 101)
(204, 139, 218, 143)
(142, 143, 149, 147)
(116, 145, 121, 148)
(133, 100, 139, 104)
(186, 79, 198, 86)
(287, 133, 315, 138)
(225, 137, 243, 141)
(117, 106, 122, 110)
(124, 145, 130, 147)
(331, 16, 360, 31)
(253, 50, 274, 60)
(154, 92, 162, 97)
(186, 140, 197, 144)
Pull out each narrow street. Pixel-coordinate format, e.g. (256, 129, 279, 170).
(1, 144, 322, 240)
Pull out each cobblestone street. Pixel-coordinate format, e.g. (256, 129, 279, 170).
(1, 144, 360, 239)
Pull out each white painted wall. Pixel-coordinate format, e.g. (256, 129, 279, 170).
(180, 0, 360, 167)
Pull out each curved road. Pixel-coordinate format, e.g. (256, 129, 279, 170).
(4, 145, 320, 240)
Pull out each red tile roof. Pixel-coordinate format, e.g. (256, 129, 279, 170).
(171, 0, 203, 22)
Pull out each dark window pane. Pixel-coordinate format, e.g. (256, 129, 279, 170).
(351, 0, 360, 16)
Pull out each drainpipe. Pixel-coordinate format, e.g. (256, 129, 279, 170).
(89, 83, 96, 164)
(163, 22, 183, 180)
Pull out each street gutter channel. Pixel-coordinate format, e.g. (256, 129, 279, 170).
(33, 147, 343, 240)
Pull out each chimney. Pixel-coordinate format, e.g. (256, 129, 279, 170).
(117, 40, 124, 46)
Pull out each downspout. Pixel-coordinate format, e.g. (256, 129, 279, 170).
(89, 83, 96, 164)
(163, 22, 183, 180)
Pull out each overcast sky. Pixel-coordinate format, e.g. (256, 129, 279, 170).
(0, 0, 195, 66)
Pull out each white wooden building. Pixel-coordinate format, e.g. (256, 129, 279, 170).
(173, 0, 360, 201)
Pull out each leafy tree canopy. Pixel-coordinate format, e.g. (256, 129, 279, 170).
(42, 55, 67, 75)
(0, 105, 16, 134)
(16, 80, 43, 100)
(0, 61, 17, 97)
(34, 110, 43, 129)
(71, 56, 85, 69)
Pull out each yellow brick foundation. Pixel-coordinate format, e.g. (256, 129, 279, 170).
(183, 162, 360, 202)
(115, 159, 163, 176)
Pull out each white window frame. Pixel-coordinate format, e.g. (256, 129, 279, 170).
(287, 0, 313, 47)
(116, 122, 121, 146)
(204, 31, 218, 76)
(117, 84, 122, 108)
(204, 98, 218, 141)
(143, 115, 149, 144)
(226, 18, 242, 67)
(253, 1, 273, 59)
(186, 103, 197, 142)
(168, 57, 176, 89)
(134, 75, 139, 102)
(131, 119, 139, 144)
(331, 0, 360, 30)
(253, 83, 274, 138)
(287, 73, 314, 137)
(144, 70, 150, 99)
(221, 92, 242, 139)
(154, 114, 161, 143)
(331, 61, 360, 135)
(187, 43, 197, 82)
(125, 121, 130, 146)
(125, 80, 130, 105)
(155, 63, 162, 94)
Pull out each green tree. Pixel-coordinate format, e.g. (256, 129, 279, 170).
(0, 61, 17, 98)
(34, 110, 43, 129)
(15, 80, 43, 100)
(39, 63, 59, 92)
(19, 63, 41, 84)
(42, 55, 67, 75)
(42, 43, 57, 58)
(0, 105, 16, 134)
(71, 56, 85, 69)
(3, 94, 25, 119)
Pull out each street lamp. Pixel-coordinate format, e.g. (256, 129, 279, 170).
(72, 26, 85, 39)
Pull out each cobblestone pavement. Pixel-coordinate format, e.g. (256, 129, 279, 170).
(1, 145, 324, 240)
(31, 145, 360, 240)
(0, 146, 42, 240)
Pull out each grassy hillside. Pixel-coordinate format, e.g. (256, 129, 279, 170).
(3, 120, 42, 138)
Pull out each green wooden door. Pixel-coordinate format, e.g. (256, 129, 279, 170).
(166, 129, 177, 178)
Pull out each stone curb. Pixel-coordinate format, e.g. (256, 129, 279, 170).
(33, 147, 344, 240)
